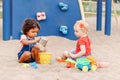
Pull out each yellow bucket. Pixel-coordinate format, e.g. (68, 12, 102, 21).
(39, 52, 52, 64)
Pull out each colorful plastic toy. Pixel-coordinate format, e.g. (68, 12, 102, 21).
(56, 56, 65, 62)
(76, 57, 91, 66)
(91, 65, 97, 71)
(39, 52, 52, 64)
(65, 58, 76, 64)
(30, 62, 38, 69)
(22, 63, 30, 68)
(77, 64, 90, 72)
(66, 62, 75, 68)
(65, 58, 76, 68)
(86, 56, 97, 65)
(65, 57, 98, 72)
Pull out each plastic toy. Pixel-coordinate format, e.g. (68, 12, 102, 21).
(56, 56, 65, 62)
(22, 63, 30, 68)
(65, 58, 76, 64)
(77, 63, 97, 72)
(76, 57, 91, 66)
(59, 25, 68, 35)
(77, 64, 91, 72)
(66, 62, 75, 68)
(30, 62, 38, 69)
(86, 56, 97, 65)
(39, 52, 52, 64)
(40, 36, 48, 47)
(58, 2, 68, 11)
(91, 65, 97, 71)
(36, 12, 46, 21)
(65, 57, 98, 72)
(65, 58, 76, 68)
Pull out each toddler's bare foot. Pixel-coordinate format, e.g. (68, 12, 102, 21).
(97, 62, 109, 68)
(56, 56, 66, 62)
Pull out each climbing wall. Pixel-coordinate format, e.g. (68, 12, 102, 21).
(6, 0, 81, 40)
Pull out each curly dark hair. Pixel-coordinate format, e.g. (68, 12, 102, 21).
(22, 18, 40, 35)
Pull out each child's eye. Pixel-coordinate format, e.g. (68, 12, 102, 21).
(32, 31, 35, 33)
(32, 31, 38, 34)
(75, 30, 78, 32)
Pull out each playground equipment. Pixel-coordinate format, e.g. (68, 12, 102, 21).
(3, 0, 81, 40)
(36, 12, 46, 21)
(78, 0, 115, 36)
(3, 0, 113, 40)
(59, 25, 68, 35)
(58, 2, 68, 11)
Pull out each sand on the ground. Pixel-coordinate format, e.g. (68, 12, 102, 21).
(0, 16, 120, 80)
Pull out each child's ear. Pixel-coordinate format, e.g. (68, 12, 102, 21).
(81, 27, 88, 34)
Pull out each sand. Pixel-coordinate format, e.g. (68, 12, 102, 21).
(0, 16, 120, 80)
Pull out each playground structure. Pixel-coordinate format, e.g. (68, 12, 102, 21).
(79, 0, 118, 24)
(3, 0, 113, 40)
(79, 0, 117, 35)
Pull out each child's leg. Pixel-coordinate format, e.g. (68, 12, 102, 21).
(62, 51, 69, 60)
(31, 46, 40, 64)
(56, 51, 69, 62)
(18, 51, 31, 63)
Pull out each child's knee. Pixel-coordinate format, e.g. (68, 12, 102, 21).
(24, 51, 31, 58)
(32, 46, 40, 52)
(18, 52, 31, 63)
(63, 51, 69, 57)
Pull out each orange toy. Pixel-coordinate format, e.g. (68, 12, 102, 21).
(66, 62, 75, 68)
(56, 56, 65, 62)
(86, 56, 97, 65)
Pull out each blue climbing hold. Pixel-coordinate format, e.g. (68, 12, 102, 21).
(58, 2, 68, 11)
(59, 25, 68, 35)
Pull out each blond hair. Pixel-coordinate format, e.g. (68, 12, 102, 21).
(74, 20, 89, 33)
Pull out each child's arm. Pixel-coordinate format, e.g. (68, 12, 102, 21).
(39, 44, 46, 52)
(21, 37, 40, 45)
(69, 45, 86, 58)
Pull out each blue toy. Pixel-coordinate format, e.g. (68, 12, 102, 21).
(30, 62, 38, 69)
(59, 25, 68, 35)
(77, 64, 91, 72)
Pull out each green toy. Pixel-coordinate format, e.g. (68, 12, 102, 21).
(76, 57, 91, 66)
(65, 58, 76, 64)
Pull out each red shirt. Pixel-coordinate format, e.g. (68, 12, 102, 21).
(75, 36, 91, 56)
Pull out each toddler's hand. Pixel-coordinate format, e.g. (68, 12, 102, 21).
(39, 44, 46, 52)
(69, 53, 75, 58)
(35, 37, 40, 43)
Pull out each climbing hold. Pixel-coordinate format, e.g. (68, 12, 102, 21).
(58, 2, 68, 11)
(36, 12, 46, 21)
(59, 25, 68, 35)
